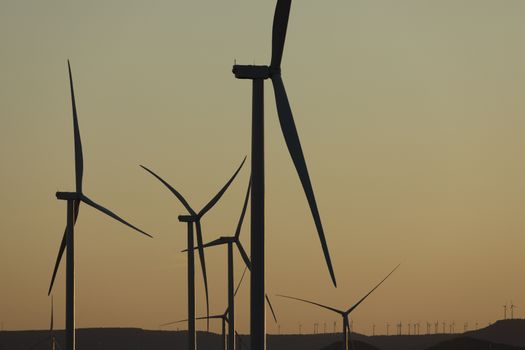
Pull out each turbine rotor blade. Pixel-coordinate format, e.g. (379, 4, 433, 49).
(271, 75, 337, 287)
(235, 240, 252, 271)
(48, 200, 80, 295)
(80, 194, 153, 238)
(234, 265, 249, 297)
(67, 61, 83, 193)
(270, 0, 292, 69)
(160, 315, 223, 327)
(195, 221, 210, 331)
(50, 296, 53, 332)
(140, 165, 196, 216)
(182, 237, 230, 252)
(265, 294, 278, 323)
(276, 294, 343, 314)
(346, 264, 401, 314)
(198, 157, 246, 218)
(234, 177, 251, 239)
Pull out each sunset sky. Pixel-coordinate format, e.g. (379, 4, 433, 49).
(1, 0, 525, 335)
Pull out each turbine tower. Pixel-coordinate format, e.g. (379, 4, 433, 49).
(232, 2, 337, 348)
(140, 158, 245, 350)
(278, 264, 400, 350)
(503, 303, 507, 320)
(48, 62, 153, 350)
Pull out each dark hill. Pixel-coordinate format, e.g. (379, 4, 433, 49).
(319, 339, 381, 350)
(425, 336, 525, 350)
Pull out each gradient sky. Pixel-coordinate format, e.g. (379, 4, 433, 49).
(1, 0, 525, 335)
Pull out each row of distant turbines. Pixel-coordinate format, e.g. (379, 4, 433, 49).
(45, 2, 402, 350)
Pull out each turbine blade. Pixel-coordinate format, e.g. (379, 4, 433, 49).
(270, 0, 292, 69)
(67, 61, 83, 193)
(140, 165, 196, 216)
(276, 294, 342, 314)
(160, 318, 190, 327)
(346, 264, 401, 314)
(48, 200, 80, 295)
(182, 237, 231, 252)
(235, 240, 252, 271)
(234, 265, 249, 297)
(234, 177, 251, 239)
(195, 221, 210, 331)
(160, 315, 223, 327)
(265, 294, 278, 323)
(50, 296, 53, 332)
(81, 194, 153, 238)
(198, 157, 246, 218)
(271, 75, 337, 287)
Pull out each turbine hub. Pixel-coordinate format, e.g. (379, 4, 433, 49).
(56, 191, 81, 200)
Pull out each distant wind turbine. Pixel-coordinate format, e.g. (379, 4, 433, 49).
(140, 157, 245, 350)
(161, 266, 250, 350)
(48, 62, 153, 350)
(27, 297, 62, 350)
(184, 178, 278, 350)
(277, 264, 400, 350)
(232, 1, 337, 348)
(510, 301, 517, 319)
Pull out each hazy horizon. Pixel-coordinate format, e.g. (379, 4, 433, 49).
(1, 0, 524, 336)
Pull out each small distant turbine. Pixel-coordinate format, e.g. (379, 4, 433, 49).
(278, 264, 400, 350)
(510, 301, 517, 320)
(141, 157, 245, 350)
(161, 267, 250, 350)
(48, 62, 153, 350)
(26, 297, 62, 350)
(184, 178, 278, 350)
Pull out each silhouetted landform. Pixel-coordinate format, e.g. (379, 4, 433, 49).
(318, 339, 381, 350)
(425, 336, 525, 350)
(1, 320, 523, 350)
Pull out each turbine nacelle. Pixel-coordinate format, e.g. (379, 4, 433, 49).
(232, 65, 281, 80)
(56, 191, 82, 201)
(178, 214, 198, 223)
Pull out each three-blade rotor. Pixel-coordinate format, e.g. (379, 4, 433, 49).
(48, 62, 153, 296)
(141, 157, 246, 331)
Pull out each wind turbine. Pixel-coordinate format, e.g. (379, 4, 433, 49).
(185, 178, 277, 350)
(140, 158, 245, 350)
(48, 62, 153, 350)
(26, 297, 62, 350)
(277, 264, 400, 350)
(510, 301, 517, 319)
(161, 266, 277, 350)
(232, 1, 337, 348)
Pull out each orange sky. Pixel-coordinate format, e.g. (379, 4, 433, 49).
(1, 0, 524, 335)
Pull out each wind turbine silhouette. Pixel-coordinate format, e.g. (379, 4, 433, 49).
(140, 158, 245, 350)
(161, 267, 249, 350)
(232, 1, 336, 348)
(277, 264, 400, 350)
(48, 62, 153, 350)
(26, 297, 62, 350)
(161, 266, 277, 350)
(184, 178, 277, 350)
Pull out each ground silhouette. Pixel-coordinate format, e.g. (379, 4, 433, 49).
(425, 336, 525, 350)
(1, 319, 523, 350)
